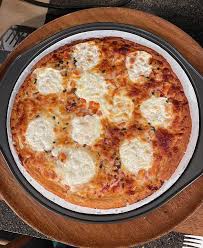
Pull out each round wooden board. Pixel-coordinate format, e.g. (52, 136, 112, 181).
(0, 8, 203, 248)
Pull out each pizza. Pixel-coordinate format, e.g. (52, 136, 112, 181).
(10, 37, 191, 209)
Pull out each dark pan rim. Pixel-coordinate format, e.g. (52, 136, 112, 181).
(0, 22, 203, 223)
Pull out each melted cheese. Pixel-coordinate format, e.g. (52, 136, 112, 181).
(108, 92, 134, 123)
(75, 72, 108, 103)
(71, 115, 101, 145)
(126, 51, 152, 82)
(34, 68, 63, 94)
(72, 42, 100, 71)
(25, 117, 55, 152)
(140, 96, 172, 128)
(52, 147, 96, 187)
(120, 138, 153, 174)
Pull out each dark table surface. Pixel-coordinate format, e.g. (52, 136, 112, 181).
(0, 0, 202, 247)
(45, 0, 203, 46)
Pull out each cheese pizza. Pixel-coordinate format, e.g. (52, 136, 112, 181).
(10, 37, 191, 209)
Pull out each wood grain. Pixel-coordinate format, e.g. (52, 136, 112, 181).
(0, 8, 203, 247)
(175, 204, 203, 235)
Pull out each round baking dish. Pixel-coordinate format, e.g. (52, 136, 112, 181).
(0, 23, 203, 222)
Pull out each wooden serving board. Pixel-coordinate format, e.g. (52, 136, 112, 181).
(0, 8, 203, 247)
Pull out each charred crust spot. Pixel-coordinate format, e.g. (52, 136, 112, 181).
(18, 154, 23, 161)
(127, 190, 135, 195)
(156, 129, 173, 151)
(173, 146, 179, 153)
(71, 88, 76, 93)
(99, 161, 103, 169)
(118, 45, 130, 55)
(112, 41, 118, 45)
(171, 99, 182, 110)
(125, 177, 134, 186)
(163, 68, 170, 74)
(61, 70, 68, 77)
(102, 47, 108, 53)
(129, 87, 141, 97)
(66, 97, 77, 112)
(52, 53, 58, 59)
(147, 185, 159, 191)
(73, 58, 77, 65)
